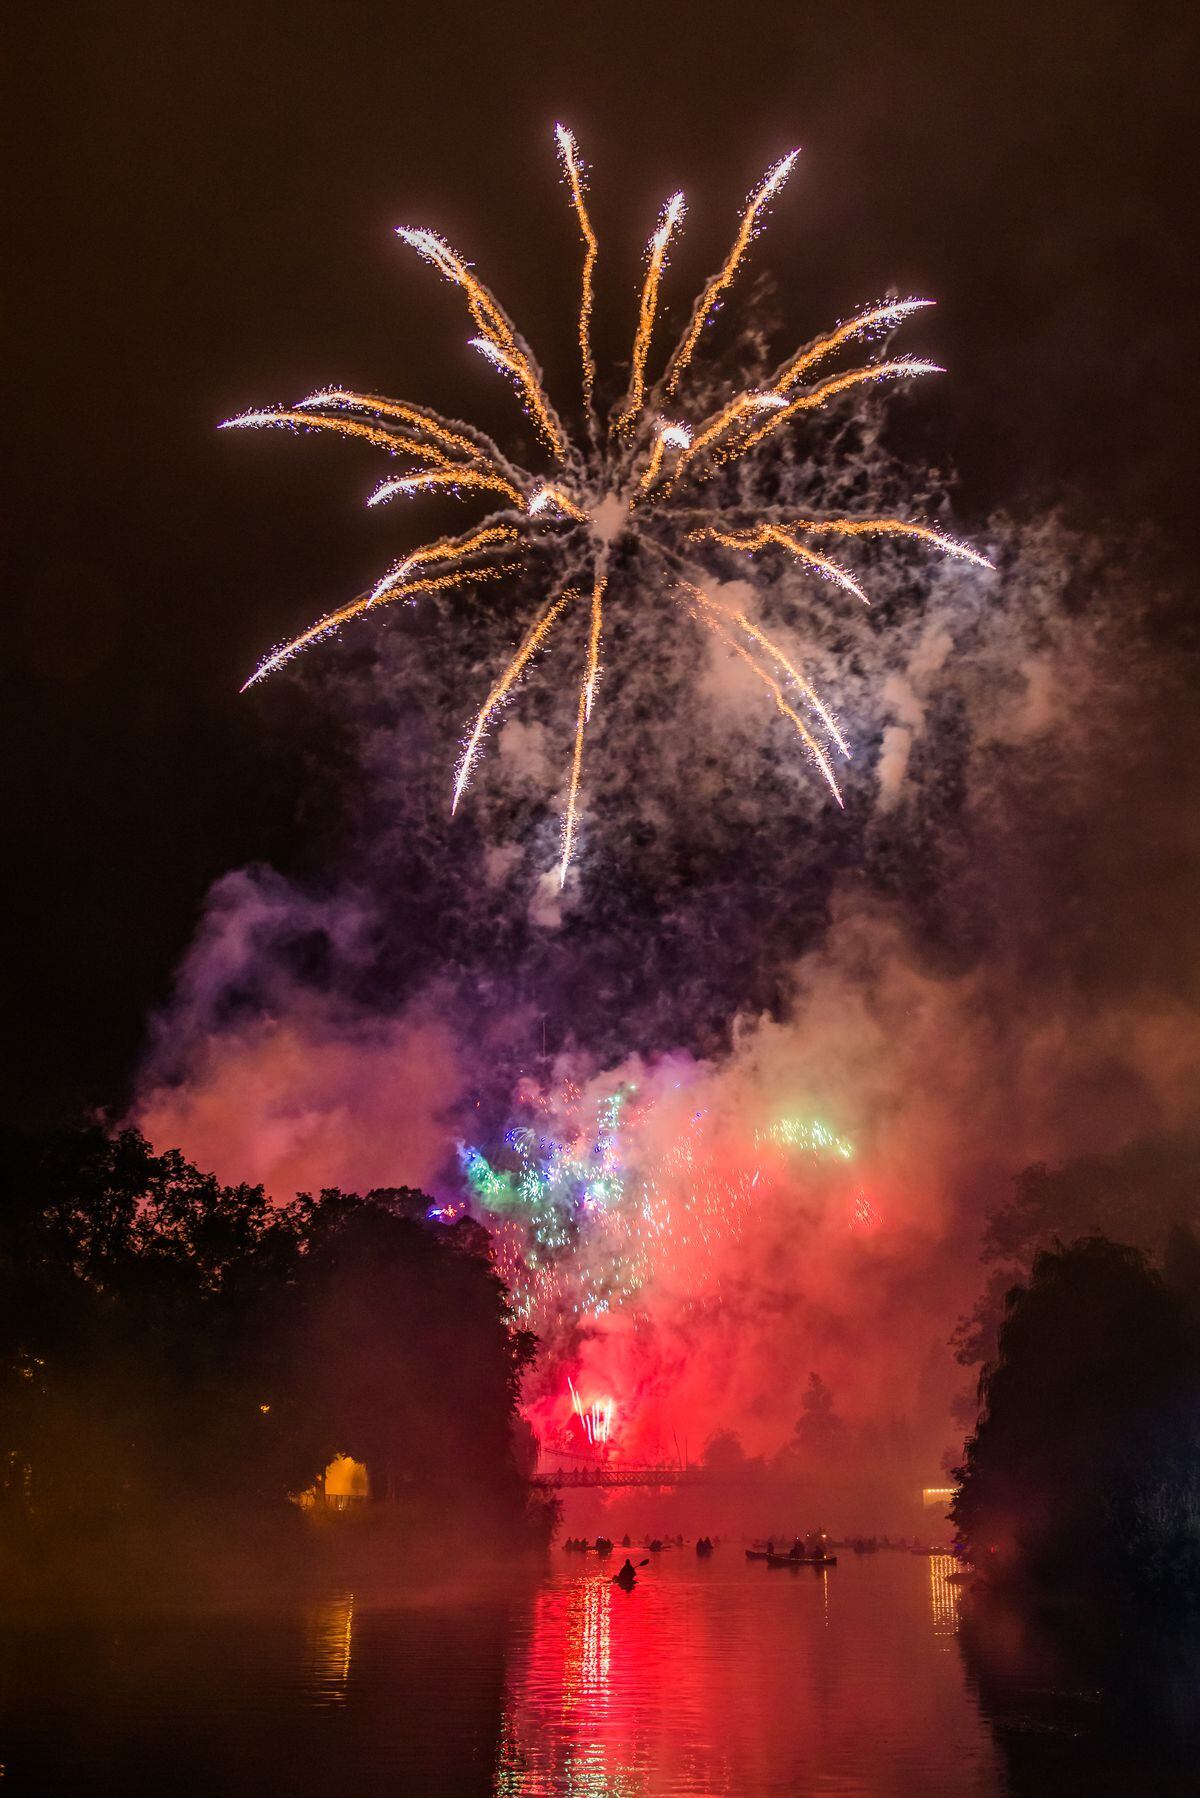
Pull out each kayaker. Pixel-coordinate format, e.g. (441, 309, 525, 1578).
(614, 1558, 637, 1589)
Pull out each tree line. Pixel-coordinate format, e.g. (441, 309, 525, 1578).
(0, 1125, 551, 1565)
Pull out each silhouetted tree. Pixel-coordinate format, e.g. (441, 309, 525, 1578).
(953, 1134, 1200, 1376)
(953, 1236, 1200, 1605)
(795, 1372, 845, 1453)
(701, 1428, 765, 1475)
(0, 1126, 545, 1555)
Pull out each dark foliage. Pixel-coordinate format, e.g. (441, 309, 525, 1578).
(953, 1235, 1200, 1606)
(952, 1133, 1200, 1375)
(0, 1126, 546, 1562)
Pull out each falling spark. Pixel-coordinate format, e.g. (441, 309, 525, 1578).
(228, 127, 988, 880)
(758, 1115, 855, 1158)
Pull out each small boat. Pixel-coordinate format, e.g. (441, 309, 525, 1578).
(745, 1548, 773, 1561)
(765, 1551, 838, 1568)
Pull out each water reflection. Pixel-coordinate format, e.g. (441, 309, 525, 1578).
(301, 1589, 354, 1704)
(928, 1552, 960, 1639)
(566, 1578, 612, 1703)
(960, 1585, 1200, 1796)
(497, 1554, 999, 1796)
(4, 1557, 1200, 1793)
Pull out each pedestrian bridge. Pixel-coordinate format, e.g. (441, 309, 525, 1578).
(536, 1464, 735, 1490)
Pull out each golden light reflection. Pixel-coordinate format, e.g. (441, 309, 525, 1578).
(928, 1554, 958, 1638)
(302, 1590, 355, 1704)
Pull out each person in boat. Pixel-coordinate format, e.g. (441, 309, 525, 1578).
(614, 1558, 637, 1588)
(807, 1533, 826, 1559)
(621, 1534, 631, 1547)
(789, 1537, 805, 1559)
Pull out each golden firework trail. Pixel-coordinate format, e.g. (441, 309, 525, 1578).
(243, 563, 518, 691)
(680, 583, 845, 804)
(690, 524, 870, 605)
(557, 578, 606, 888)
(773, 299, 935, 393)
(220, 408, 459, 465)
(774, 515, 993, 568)
(689, 584, 850, 755)
(555, 124, 600, 423)
(584, 578, 606, 722)
(368, 467, 524, 509)
(640, 420, 692, 492)
(226, 128, 991, 879)
(664, 150, 799, 396)
(615, 191, 686, 432)
(295, 389, 500, 465)
(371, 523, 520, 602)
(453, 588, 578, 812)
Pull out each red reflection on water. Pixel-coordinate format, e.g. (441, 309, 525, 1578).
(496, 1555, 995, 1796)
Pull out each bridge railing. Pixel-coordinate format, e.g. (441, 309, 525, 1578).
(536, 1465, 720, 1489)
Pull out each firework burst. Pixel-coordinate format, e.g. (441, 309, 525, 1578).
(224, 127, 990, 883)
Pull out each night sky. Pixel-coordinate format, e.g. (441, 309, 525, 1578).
(6, 0, 1197, 1127)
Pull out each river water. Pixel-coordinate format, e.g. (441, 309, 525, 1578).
(2, 1550, 1198, 1795)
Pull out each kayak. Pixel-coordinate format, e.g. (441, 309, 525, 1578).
(745, 1549, 773, 1561)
